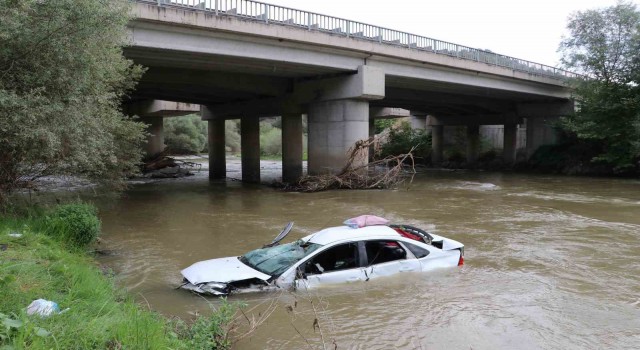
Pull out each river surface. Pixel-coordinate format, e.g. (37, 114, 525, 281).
(95, 170, 640, 349)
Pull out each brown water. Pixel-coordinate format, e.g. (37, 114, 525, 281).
(96, 171, 640, 349)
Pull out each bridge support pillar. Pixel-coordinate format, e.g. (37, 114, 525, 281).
(308, 100, 369, 175)
(431, 125, 444, 165)
(466, 125, 480, 165)
(141, 117, 164, 158)
(503, 123, 518, 165)
(525, 116, 560, 159)
(369, 118, 376, 161)
(282, 114, 303, 183)
(518, 101, 574, 158)
(410, 115, 427, 130)
(207, 118, 226, 179)
(241, 117, 261, 183)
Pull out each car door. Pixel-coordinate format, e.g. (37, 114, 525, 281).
(361, 240, 421, 280)
(295, 242, 365, 289)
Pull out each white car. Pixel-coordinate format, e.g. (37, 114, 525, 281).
(180, 222, 464, 296)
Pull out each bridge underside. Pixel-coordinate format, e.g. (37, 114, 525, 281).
(126, 46, 562, 116)
(124, 3, 574, 182)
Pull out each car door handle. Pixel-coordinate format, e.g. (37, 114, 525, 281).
(400, 267, 414, 272)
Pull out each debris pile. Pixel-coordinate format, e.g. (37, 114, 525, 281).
(282, 136, 416, 192)
(142, 153, 201, 179)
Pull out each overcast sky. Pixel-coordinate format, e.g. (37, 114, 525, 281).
(263, 0, 640, 67)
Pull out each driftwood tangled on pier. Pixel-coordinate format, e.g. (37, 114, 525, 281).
(143, 152, 201, 178)
(282, 136, 417, 192)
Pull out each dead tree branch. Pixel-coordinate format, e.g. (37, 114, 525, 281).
(281, 136, 417, 192)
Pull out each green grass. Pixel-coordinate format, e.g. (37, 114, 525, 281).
(0, 210, 237, 349)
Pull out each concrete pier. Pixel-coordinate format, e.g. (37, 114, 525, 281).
(410, 115, 427, 130)
(466, 125, 480, 164)
(241, 117, 261, 183)
(207, 118, 226, 179)
(431, 125, 444, 165)
(525, 117, 559, 158)
(141, 117, 164, 158)
(281, 114, 303, 183)
(518, 101, 574, 158)
(503, 123, 518, 164)
(308, 100, 370, 175)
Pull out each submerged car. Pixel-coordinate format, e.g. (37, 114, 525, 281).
(180, 219, 464, 296)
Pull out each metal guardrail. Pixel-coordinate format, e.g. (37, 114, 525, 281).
(138, 0, 578, 80)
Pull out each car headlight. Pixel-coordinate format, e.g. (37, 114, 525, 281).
(198, 282, 230, 295)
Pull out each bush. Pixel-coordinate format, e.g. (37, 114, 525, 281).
(374, 119, 395, 134)
(43, 204, 101, 249)
(379, 122, 431, 162)
(164, 115, 207, 154)
(225, 120, 241, 153)
(260, 122, 282, 157)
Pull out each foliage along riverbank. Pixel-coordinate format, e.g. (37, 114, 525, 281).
(0, 203, 237, 349)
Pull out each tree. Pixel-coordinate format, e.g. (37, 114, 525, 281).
(559, 1, 640, 171)
(0, 0, 146, 204)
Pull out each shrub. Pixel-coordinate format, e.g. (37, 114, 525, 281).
(225, 120, 241, 153)
(164, 115, 207, 154)
(374, 119, 396, 134)
(260, 122, 282, 157)
(379, 122, 431, 162)
(478, 149, 500, 162)
(43, 204, 101, 249)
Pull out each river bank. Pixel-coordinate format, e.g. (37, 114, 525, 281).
(0, 207, 236, 349)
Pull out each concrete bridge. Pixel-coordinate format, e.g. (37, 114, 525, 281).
(124, 0, 575, 182)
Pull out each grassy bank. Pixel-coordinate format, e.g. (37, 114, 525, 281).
(0, 205, 235, 349)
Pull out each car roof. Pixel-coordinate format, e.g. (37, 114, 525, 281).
(303, 225, 401, 246)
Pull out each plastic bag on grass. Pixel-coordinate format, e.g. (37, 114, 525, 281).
(26, 299, 60, 317)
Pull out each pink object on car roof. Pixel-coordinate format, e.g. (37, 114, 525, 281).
(343, 215, 390, 228)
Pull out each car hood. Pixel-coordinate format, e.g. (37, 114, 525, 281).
(181, 257, 271, 285)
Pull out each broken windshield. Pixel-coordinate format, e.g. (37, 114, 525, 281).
(240, 240, 322, 277)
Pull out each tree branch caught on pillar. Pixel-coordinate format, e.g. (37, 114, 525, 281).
(281, 136, 417, 192)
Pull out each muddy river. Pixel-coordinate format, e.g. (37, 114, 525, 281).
(95, 170, 640, 349)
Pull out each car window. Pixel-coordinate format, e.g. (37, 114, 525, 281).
(365, 240, 407, 265)
(304, 243, 359, 275)
(240, 240, 322, 277)
(403, 241, 430, 259)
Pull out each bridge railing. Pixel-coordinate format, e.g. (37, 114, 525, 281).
(140, 0, 578, 80)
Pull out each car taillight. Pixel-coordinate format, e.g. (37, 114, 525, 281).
(457, 250, 464, 266)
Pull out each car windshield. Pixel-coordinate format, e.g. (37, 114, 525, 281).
(240, 240, 322, 277)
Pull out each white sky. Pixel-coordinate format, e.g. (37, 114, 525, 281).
(263, 0, 640, 67)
